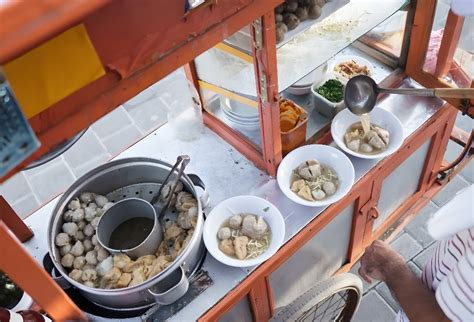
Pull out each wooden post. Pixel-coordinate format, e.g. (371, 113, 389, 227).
(0, 221, 87, 321)
(0, 196, 33, 242)
(250, 12, 282, 176)
(434, 10, 465, 78)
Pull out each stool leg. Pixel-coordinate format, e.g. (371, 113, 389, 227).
(0, 221, 87, 321)
(0, 196, 33, 242)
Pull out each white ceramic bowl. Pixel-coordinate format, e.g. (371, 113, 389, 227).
(203, 196, 285, 267)
(330, 55, 374, 84)
(277, 145, 355, 207)
(331, 107, 404, 159)
(288, 62, 329, 96)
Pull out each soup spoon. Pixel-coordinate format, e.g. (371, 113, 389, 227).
(344, 75, 474, 115)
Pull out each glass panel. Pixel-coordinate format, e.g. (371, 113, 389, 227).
(199, 86, 262, 150)
(281, 45, 393, 140)
(197, 0, 408, 96)
(361, 9, 408, 59)
(270, 203, 354, 311)
(423, 1, 473, 87)
(374, 138, 432, 231)
(219, 295, 253, 322)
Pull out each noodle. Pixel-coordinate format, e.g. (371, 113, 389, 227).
(360, 113, 371, 135)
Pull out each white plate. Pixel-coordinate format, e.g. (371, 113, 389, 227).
(203, 196, 285, 267)
(330, 55, 374, 84)
(331, 107, 404, 159)
(277, 145, 355, 207)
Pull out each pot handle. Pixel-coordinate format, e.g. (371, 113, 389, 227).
(148, 266, 189, 305)
(187, 173, 210, 209)
(42, 253, 71, 290)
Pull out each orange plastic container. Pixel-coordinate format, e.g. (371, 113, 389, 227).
(280, 99, 308, 155)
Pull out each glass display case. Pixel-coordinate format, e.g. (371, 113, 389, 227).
(188, 0, 421, 176)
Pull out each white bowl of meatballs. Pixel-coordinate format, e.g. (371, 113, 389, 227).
(331, 107, 404, 159)
(203, 196, 285, 267)
(277, 144, 355, 207)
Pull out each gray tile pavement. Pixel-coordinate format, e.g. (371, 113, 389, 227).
(404, 201, 438, 248)
(413, 242, 438, 270)
(0, 172, 31, 204)
(91, 105, 135, 139)
(12, 193, 40, 219)
(23, 156, 75, 203)
(353, 290, 396, 322)
(101, 124, 143, 155)
(390, 232, 423, 261)
(62, 129, 110, 176)
(432, 175, 470, 207)
(375, 282, 400, 312)
(444, 140, 473, 183)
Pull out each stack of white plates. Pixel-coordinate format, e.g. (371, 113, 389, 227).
(220, 96, 260, 130)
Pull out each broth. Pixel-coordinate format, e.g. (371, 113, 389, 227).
(109, 217, 154, 250)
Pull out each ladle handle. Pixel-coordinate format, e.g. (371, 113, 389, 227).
(377, 87, 435, 96)
(433, 88, 474, 99)
(378, 87, 474, 99)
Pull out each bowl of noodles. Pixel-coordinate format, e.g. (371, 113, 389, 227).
(331, 107, 404, 159)
(203, 196, 285, 267)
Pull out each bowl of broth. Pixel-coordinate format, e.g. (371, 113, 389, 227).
(277, 144, 355, 207)
(203, 196, 285, 267)
(331, 107, 404, 159)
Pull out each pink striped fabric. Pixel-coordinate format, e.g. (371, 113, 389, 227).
(398, 227, 474, 321)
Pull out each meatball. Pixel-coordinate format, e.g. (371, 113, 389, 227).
(312, 189, 326, 200)
(217, 227, 231, 240)
(85, 250, 98, 265)
(60, 244, 72, 256)
(295, 7, 308, 21)
(69, 269, 83, 282)
(228, 215, 243, 229)
(73, 256, 86, 270)
(283, 13, 300, 30)
(55, 233, 70, 247)
(308, 5, 322, 19)
(276, 22, 288, 43)
(284, 1, 298, 13)
(61, 254, 75, 268)
(275, 13, 283, 23)
(322, 181, 336, 196)
(70, 241, 85, 257)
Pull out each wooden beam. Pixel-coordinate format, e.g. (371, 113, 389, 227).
(0, 196, 33, 242)
(0, 221, 86, 321)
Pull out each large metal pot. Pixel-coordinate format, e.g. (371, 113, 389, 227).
(47, 157, 208, 309)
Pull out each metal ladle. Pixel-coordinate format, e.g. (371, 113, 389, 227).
(344, 75, 474, 115)
(97, 155, 190, 257)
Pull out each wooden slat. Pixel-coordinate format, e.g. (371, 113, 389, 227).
(0, 221, 86, 321)
(0, 197, 33, 242)
(0, 0, 112, 63)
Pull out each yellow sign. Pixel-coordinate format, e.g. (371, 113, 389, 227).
(4, 24, 105, 119)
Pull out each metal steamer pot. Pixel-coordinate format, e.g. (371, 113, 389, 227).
(47, 157, 208, 309)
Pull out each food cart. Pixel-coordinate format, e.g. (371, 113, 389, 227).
(0, 0, 472, 320)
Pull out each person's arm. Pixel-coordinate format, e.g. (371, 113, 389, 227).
(358, 240, 449, 322)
